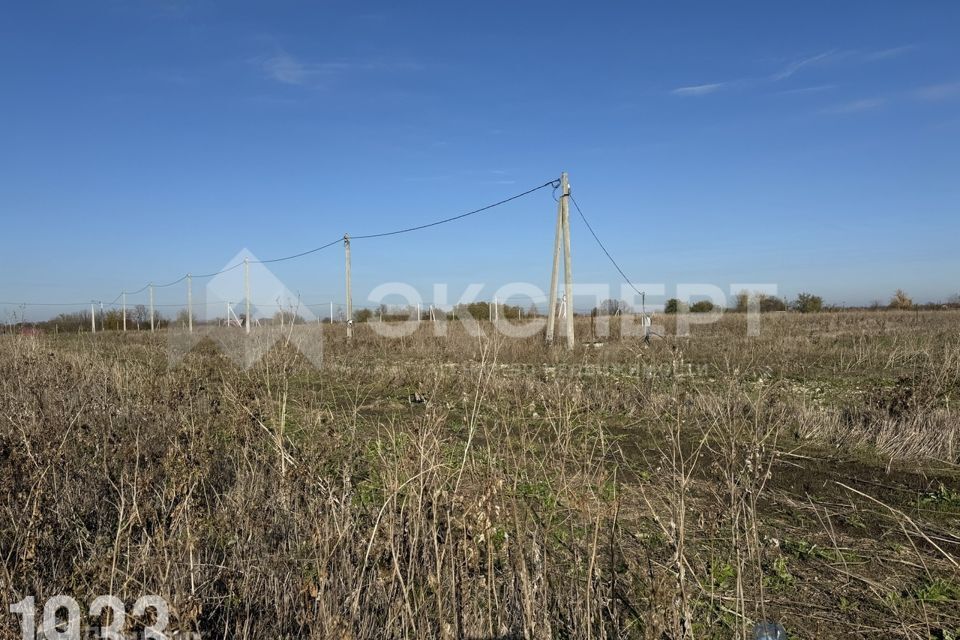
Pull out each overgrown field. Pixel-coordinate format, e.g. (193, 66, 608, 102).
(1, 311, 959, 639)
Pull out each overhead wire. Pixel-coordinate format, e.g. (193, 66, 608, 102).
(352, 180, 558, 240)
(3, 178, 559, 311)
(569, 193, 645, 298)
(254, 238, 344, 265)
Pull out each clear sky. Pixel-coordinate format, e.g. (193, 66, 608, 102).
(1, 1, 958, 319)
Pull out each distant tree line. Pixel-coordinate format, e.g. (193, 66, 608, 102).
(19, 306, 168, 333)
(656, 289, 960, 314)
(4, 289, 959, 334)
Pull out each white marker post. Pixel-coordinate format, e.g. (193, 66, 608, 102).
(187, 274, 193, 334)
(244, 258, 251, 335)
(149, 285, 155, 333)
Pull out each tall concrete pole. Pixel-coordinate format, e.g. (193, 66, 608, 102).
(560, 172, 575, 349)
(187, 274, 193, 333)
(344, 234, 353, 339)
(122, 293, 126, 332)
(545, 178, 564, 344)
(244, 257, 251, 334)
(149, 285, 155, 332)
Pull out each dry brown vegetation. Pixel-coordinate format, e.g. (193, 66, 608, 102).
(1, 310, 959, 639)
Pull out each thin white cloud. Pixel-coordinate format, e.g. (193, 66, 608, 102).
(770, 51, 835, 81)
(820, 98, 885, 115)
(863, 45, 916, 62)
(669, 44, 916, 99)
(776, 84, 837, 96)
(255, 51, 420, 87)
(912, 82, 960, 101)
(671, 82, 727, 97)
(261, 52, 311, 85)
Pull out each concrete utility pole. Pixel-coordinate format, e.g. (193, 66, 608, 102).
(344, 234, 353, 339)
(244, 257, 251, 335)
(149, 285, 155, 333)
(546, 177, 564, 344)
(546, 172, 575, 349)
(122, 293, 126, 332)
(187, 274, 193, 334)
(91, 303, 96, 333)
(560, 173, 575, 349)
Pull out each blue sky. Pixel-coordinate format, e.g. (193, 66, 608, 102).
(1, 0, 958, 319)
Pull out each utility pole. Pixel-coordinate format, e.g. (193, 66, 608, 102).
(122, 293, 126, 332)
(546, 177, 564, 344)
(187, 274, 193, 334)
(546, 172, 574, 348)
(90, 303, 96, 333)
(330, 301, 334, 325)
(149, 285, 155, 333)
(244, 257, 251, 334)
(344, 234, 353, 339)
(560, 173, 575, 349)
(417, 302, 421, 322)
(99, 301, 104, 331)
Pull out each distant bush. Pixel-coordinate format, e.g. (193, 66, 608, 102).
(591, 299, 631, 316)
(760, 296, 787, 313)
(664, 299, 680, 314)
(792, 293, 823, 313)
(889, 289, 913, 310)
(733, 291, 750, 312)
(689, 300, 715, 313)
(448, 302, 523, 321)
(733, 291, 786, 313)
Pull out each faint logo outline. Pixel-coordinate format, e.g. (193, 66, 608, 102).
(167, 249, 323, 369)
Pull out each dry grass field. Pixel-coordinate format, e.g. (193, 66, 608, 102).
(1, 310, 958, 639)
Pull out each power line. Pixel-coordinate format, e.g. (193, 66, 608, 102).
(125, 283, 152, 296)
(2, 179, 559, 312)
(106, 179, 557, 299)
(0, 301, 94, 307)
(192, 261, 245, 280)
(154, 275, 189, 289)
(352, 180, 558, 240)
(569, 193, 645, 298)
(254, 238, 343, 265)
